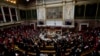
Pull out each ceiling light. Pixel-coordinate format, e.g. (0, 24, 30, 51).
(26, 0, 30, 2)
(6, 0, 16, 4)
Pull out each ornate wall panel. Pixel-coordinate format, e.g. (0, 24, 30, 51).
(36, 0, 75, 27)
(37, 6, 46, 20)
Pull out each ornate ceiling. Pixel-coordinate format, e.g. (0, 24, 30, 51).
(4, 0, 99, 6)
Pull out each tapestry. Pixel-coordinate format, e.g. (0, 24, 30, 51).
(46, 6, 62, 19)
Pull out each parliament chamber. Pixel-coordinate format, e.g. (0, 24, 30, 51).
(0, 0, 100, 56)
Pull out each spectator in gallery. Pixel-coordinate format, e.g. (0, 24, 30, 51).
(40, 53, 48, 56)
(48, 53, 53, 56)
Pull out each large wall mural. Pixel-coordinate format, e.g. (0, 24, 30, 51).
(46, 6, 62, 19)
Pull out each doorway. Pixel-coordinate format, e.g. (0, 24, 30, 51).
(79, 23, 89, 31)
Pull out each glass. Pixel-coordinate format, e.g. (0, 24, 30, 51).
(85, 3, 97, 19)
(5, 16, 11, 22)
(11, 8, 16, 15)
(3, 7, 9, 14)
(12, 16, 17, 21)
(75, 5, 85, 17)
(32, 9, 37, 19)
(19, 10, 26, 20)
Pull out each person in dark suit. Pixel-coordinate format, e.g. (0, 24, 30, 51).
(34, 44, 40, 56)
(55, 43, 61, 56)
